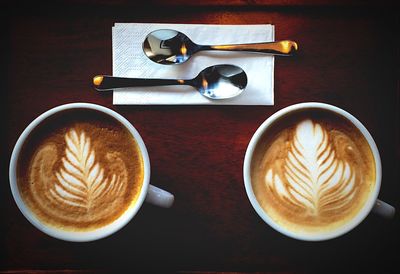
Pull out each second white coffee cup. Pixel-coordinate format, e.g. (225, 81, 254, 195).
(244, 102, 395, 241)
(9, 103, 174, 242)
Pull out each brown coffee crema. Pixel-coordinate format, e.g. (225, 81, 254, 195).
(17, 109, 144, 231)
(251, 109, 376, 234)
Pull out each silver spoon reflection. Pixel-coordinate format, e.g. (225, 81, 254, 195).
(143, 29, 298, 65)
(93, 64, 247, 100)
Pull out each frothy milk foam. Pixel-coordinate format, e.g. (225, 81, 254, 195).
(17, 109, 144, 231)
(251, 109, 376, 235)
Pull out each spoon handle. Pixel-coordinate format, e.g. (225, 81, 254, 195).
(93, 75, 186, 91)
(204, 40, 298, 56)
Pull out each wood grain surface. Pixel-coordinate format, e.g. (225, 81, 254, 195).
(1, 1, 399, 273)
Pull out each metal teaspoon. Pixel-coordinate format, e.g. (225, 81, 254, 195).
(93, 64, 247, 100)
(143, 29, 298, 65)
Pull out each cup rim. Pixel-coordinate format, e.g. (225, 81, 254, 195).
(9, 102, 151, 242)
(243, 102, 382, 241)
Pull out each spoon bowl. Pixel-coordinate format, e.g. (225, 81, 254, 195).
(193, 64, 247, 99)
(143, 29, 198, 64)
(143, 29, 298, 65)
(93, 64, 247, 100)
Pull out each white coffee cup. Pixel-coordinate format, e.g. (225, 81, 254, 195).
(243, 102, 395, 241)
(9, 103, 174, 242)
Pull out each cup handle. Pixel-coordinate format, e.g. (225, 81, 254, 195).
(372, 199, 395, 219)
(145, 184, 174, 208)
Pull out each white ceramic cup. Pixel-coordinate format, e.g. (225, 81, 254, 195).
(243, 102, 395, 241)
(9, 103, 174, 242)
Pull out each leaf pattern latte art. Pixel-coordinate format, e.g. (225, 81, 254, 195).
(49, 129, 126, 212)
(265, 120, 357, 216)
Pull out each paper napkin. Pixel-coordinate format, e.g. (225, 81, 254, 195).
(112, 23, 274, 105)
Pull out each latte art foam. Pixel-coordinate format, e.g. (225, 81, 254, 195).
(251, 110, 375, 234)
(265, 120, 356, 216)
(32, 129, 127, 214)
(17, 109, 144, 231)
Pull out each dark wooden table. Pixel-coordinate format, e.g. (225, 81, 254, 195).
(2, 1, 399, 273)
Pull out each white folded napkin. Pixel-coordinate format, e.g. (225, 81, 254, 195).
(112, 23, 274, 105)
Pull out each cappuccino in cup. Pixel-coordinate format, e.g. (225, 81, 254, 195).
(10, 103, 174, 241)
(244, 103, 394, 240)
(16, 108, 144, 231)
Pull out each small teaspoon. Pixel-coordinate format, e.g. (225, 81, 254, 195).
(93, 64, 247, 100)
(143, 29, 298, 65)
